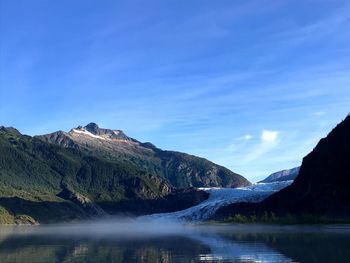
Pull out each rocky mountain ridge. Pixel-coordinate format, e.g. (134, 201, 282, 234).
(259, 167, 300, 183)
(38, 123, 250, 189)
(0, 124, 247, 224)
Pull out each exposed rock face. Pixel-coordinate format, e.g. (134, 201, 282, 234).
(14, 215, 38, 225)
(57, 188, 106, 217)
(117, 173, 173, 201)
(38, 123, 250, 188)
(259, 167, 300, 183)
(0, 124, 217, 223)
(214, 115, 350, 220)
(0, 127, 177, 223)
(40, 130, 78, 148)
(100, 188, 210, 216)
(84, 122, 131, 140)
(0, 126, 21, 136)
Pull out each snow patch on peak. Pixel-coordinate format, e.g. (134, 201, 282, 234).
(71, 129, 106, 140)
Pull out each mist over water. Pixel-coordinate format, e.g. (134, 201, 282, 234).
(0, 183, 348, 263)
(3, 219, 188, 238)
(1, 219, 350, 263)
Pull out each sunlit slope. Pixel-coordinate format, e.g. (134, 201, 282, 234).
(0, 126, 173, 223)
(38, 123, 250, 188)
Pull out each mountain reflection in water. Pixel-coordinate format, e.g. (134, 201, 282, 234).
(0, 221, 349, 263)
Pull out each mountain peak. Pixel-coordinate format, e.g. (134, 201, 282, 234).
(0, 126, 21, 136)
(84, 122, 100, 134)
(259, 167, 300, 183)
(70, 123, 131, 141)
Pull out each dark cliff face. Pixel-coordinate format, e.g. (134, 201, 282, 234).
(266, 114, 350, 214)
(38, 123, 250, 189)
(215, 115, 350, 219)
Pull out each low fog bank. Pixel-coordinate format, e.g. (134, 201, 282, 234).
(0, 217, 192, 239)
(1, 220, 349, 263)
(2, 217, 350, 240)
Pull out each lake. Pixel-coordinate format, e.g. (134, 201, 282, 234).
(0, 221, 349, 263)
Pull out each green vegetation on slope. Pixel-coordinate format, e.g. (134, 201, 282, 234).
(0, 127, 171, 223)
(38, 123, 250, 189)
(219, 212, 350, 224)
(0, 206, 14, 224)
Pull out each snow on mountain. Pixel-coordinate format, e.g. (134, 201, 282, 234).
(143, 181, 292, 222)
(259, 167, 300, 183)
(69, 123, 132, 142)
(71, 128, 106, 140)
(37, 123, 251, 189)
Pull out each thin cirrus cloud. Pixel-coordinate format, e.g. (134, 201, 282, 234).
(224, 134, 253, 153)
(0, 1, 349, 182)
(238, 134, 253, 141)
(244, 130, 280, 162)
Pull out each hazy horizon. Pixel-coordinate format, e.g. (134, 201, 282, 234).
(1, 1, 350, 181)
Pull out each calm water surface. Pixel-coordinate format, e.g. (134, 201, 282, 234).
(0, 221, 349, 263)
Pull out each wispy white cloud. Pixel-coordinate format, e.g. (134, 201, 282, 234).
(261, 130, 278, 142)
(1, 0, 350, 183)
(313, 111, 326, 117)
(238, 134, 253, 141)
(224, 134, 253, 152)
(244, 130, 280, 162)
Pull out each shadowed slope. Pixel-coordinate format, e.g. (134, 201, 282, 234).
(214, 115, 350, 221)
(38, 123, 250, 188)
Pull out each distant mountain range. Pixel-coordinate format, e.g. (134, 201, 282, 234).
(214, 115, 350, 222)
(37, 123, 249, 189)
(2, 115, 349, 224)
(259, 167, 300, 183)
(0, 123, 249, 224)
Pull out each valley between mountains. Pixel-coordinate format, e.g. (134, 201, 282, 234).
(0, 122, 248, 224)
(0, 115, 349, 224)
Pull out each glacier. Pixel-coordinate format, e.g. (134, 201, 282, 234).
(142, 180, 293, 222)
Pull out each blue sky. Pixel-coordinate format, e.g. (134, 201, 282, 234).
(1, 0, 349, 182)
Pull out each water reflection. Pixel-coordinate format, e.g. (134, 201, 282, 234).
(0, 221, 349, 263)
